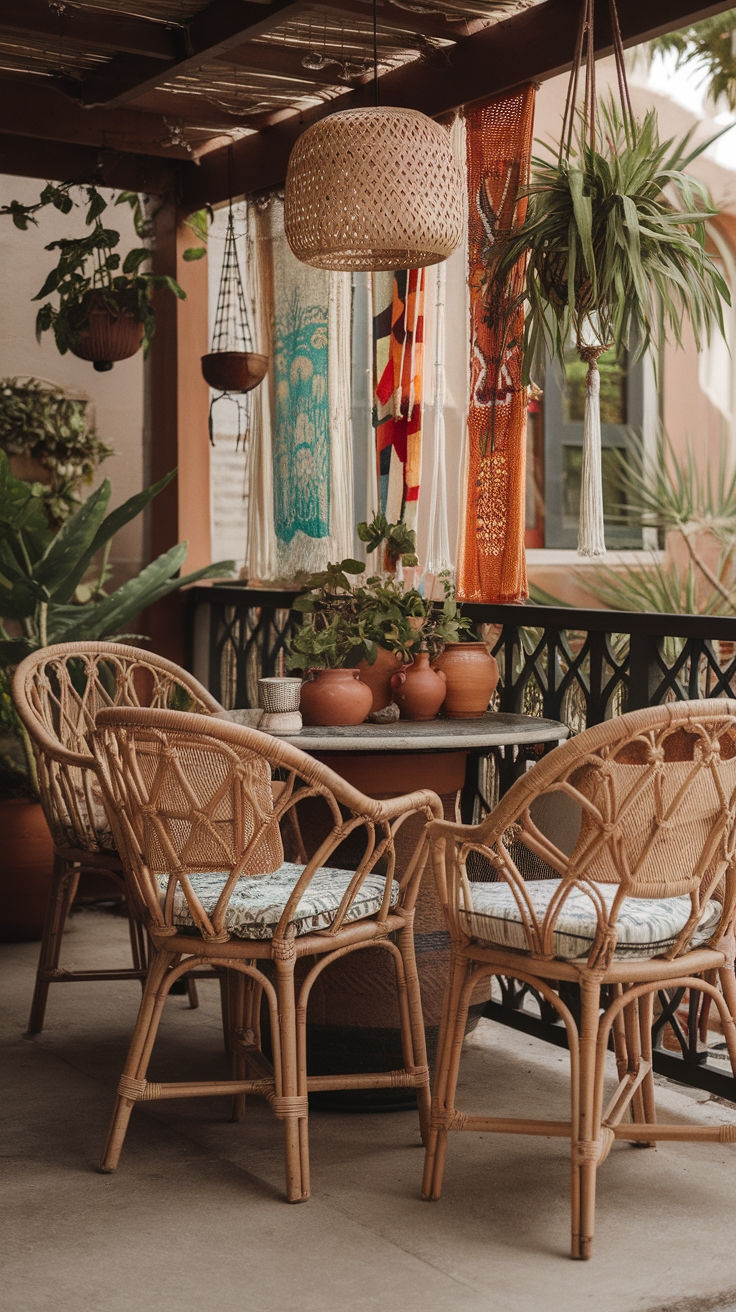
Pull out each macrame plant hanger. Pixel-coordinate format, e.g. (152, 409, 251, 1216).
(201, 147, 268, 447)
(560, 0, 634, 557)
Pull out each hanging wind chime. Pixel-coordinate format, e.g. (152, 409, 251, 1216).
(283, 0, 464, 271)
(201, 167, 268, 446)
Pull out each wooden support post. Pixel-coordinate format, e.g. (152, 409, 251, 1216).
(143, 197, 210, 663)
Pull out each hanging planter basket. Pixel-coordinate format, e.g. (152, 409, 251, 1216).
(284, 106, 464, 272)
(70, 309, 144, 373)
(201, 198, 267, 444)
(201, 349, 268, 394)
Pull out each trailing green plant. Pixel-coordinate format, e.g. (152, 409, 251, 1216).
(0, 182, 184, 357)
(0, 378, 113, 527)
(0, 451, 234, 796)
(493, 100, 729, 379)
(422, 571, 476, 659)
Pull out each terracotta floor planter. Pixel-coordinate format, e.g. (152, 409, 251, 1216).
(433, 641, 499, 718)
(299, 668, 373, 727)
(0, 799, 54, 942)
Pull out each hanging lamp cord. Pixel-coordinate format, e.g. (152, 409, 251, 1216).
(372, 0, 379, 108)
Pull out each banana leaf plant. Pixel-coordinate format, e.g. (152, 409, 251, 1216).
(0, 451, 233, 794)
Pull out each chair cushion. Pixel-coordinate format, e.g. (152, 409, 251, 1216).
(460, 879, 723, 961)
(157, 864, 398, 940)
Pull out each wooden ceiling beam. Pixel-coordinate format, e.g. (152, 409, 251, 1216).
(73, 0, 310, 107)
(0, 132, 178, 193)
(311, 0, 485, 44)
(217, 40, 355, 86)
(182, 0, 736, 209)
(0, 0, 177, 60)
(0, 79, 194, 159)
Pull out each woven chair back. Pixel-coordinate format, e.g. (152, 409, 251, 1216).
(437, 701, 736, 967)
(92, 708, 413, 945)
(12, 643, 222, 855)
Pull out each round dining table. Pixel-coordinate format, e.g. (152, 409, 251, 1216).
(221, 709, 569, 1108)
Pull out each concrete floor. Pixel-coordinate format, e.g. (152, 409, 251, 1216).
(3, 911, 736, 1312)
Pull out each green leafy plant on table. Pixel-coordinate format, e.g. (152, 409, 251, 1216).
(286, 553, 474, 674)
(0, 451, 234, 798)
(0, 183, 184, 361)
(0, 377, 113, 528)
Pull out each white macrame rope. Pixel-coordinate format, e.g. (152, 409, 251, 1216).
(425, 260, 453, 578)
(577, 346, 607, 558)
(328, 270, 355, 562)
(244, 199, 277, 581)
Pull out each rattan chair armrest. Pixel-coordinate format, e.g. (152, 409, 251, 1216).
(374, 790, 444, 822)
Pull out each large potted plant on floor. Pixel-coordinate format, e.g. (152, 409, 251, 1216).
(1, 184, 184, 371)
(0, 453, 234, 939)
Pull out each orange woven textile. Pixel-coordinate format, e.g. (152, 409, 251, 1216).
(457, 85, 536, 603)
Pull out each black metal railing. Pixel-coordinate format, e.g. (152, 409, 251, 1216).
(184, 586, 736, 1100)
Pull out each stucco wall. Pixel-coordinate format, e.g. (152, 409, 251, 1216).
(0, 175, 145, 587)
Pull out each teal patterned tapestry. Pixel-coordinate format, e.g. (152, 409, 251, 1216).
(271, 206, 331, 545)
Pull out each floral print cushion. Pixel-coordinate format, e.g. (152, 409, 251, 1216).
(460, 878, 723, 961)
(156, 864, 398, 940)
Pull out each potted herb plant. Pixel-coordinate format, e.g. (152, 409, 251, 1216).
(1, 184, 184, 372)
(0, 452, 234, 939)
(0, 377, 113, 527)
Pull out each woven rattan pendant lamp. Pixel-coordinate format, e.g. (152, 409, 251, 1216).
(284, 2, 463, 270)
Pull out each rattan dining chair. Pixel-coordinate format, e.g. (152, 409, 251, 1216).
(12, 642, 223, 1033)
(422, 700, 736, 1260)
(91, 706, 442, 1202)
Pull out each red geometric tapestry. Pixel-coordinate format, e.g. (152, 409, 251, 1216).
(372, 267, 426, 532)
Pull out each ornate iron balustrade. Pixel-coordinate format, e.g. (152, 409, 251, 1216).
(184, 586, 736, 1100)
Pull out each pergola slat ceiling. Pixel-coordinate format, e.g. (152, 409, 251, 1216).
(0, 0, 732, 207)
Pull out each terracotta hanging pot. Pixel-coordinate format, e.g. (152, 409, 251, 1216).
(432, 642, 499, 719)
(357, 646, 403, 713)
(390, 651, 446, 721)
(300, 668, 373, 727)
(201, 351, 269, 393)
(71, 310, 144, 372)
(0, 799, 54, 942)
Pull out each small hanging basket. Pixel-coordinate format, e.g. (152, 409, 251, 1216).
(284, 106, 464, 271)
(202, 199, 267, 445)
(71, 309, 144, 373)
(201, 349, 268, 394)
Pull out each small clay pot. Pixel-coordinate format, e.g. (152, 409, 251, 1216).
(299, 668, 373, 727)
(71, 310, 144, 371)
(390, 651, 446, 721)
(432, 641, 499, 719)
(357, 646, 402, 712)
(201, 351, 269, 393)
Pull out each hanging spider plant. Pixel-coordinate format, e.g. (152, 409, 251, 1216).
(495, 101, 730, 382)
(491, 0, 731, 558)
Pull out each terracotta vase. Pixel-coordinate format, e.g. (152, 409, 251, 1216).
(201, 351, 269, 393)
(0, 799, 54, 942)
(299, 668, 373, 727)
(357, 646, 402, 712)
(432, 641, 499, 719)
(390, 651, 446, 721)
(70, 310, 144, 372)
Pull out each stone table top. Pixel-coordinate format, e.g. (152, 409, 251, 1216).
(219, 710, 568, 753)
